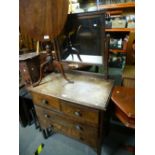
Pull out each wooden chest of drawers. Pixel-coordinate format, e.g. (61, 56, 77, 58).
(29, 72, 114, 155)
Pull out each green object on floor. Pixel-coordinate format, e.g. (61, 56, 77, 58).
(34, 143, 44, 155)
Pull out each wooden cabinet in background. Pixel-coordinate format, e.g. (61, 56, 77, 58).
(19, 53, 40, 87)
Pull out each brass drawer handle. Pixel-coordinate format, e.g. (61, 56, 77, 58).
(75, 125, 83, 131)
(44, 114, 50, 118)
(42, 99, 48, 105)
(74, 111, 81, 117)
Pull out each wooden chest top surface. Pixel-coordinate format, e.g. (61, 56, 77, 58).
(111, 86, 135, 118)
(19, 52, 39, 61)
(29, 72, 114, 110)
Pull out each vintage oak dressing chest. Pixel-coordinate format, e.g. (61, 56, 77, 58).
(28, 71, 114, 155)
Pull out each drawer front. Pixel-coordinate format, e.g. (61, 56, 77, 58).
(31, 92, 60, 111)
(60, 100, 99, 126)
(35, 105, 98, 147)
(39, 117, 98, 148)
(56, 124, 98, 148)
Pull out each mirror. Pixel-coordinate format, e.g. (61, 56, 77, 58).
(58, 11, 106, 67)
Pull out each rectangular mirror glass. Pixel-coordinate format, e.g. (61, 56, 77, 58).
(58, 11, 106, 67)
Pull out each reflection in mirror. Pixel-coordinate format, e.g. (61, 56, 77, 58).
(69, 0, 99, 13)
(58, 11, 106, 66)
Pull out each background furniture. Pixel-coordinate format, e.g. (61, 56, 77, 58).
(19, 52, 40, 87)
(19, 86, 39, 128)
(111, 86, 135, 128)
(104, 2, 135, 68)
(122, 65, 135, 88)
(111, 86, 135, 154)
(121, 30, 135, 88)
(19, 0, 72, 86)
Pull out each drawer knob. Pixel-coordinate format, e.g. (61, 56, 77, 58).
(44, 114, 50, 118)
(74, 111, 81, 117)
(75, 125, 82, 131)
(42, 99, 48, 105)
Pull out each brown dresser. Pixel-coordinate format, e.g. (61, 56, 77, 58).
(29, 72, 114, 155)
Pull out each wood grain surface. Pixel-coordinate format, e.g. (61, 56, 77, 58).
(111, 86, 135, 118)
(28, 72, 114, 110)
(20, 0, 69, 41)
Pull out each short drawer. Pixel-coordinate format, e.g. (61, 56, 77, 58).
(60, 100, 99, 126)
(31, 92, 60, 111)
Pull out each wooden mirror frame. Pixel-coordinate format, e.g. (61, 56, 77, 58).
(56, 10, 110, 79)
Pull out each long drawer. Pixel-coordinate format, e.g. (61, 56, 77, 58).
(31, 92, 60, 111)
(35, 105, 98, 147)
(60, 100, 99, 126)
